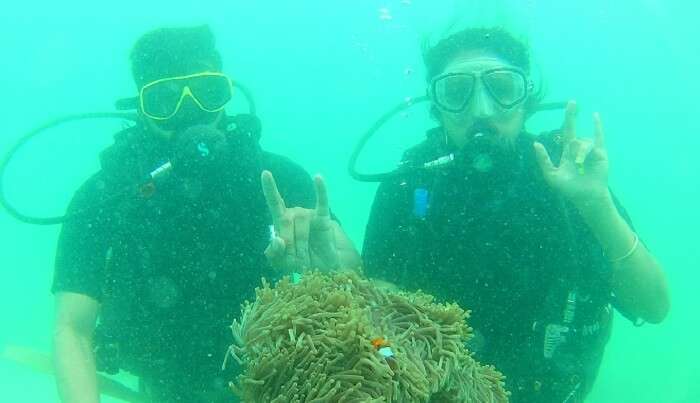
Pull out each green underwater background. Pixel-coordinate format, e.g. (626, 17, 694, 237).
(0, 0, 698, 401)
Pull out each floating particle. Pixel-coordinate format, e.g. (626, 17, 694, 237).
(404, 67, 413, 76)
(379, 7, 393, 20)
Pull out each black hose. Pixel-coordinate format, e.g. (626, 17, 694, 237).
(2, 81, 258, 225)
(233, 82, 257, 116)
(347, 98, 569, 183)
(347, 96, 430, 182)
(0, 112, 138, 225)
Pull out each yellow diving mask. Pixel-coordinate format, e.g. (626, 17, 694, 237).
(139, 72, 233, 120)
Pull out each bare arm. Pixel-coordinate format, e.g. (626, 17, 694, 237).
(579, 195, 670, 323)
(534, 102, 670, 324)
(53, 292, 100, 403)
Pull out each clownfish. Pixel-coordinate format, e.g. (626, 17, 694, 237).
(370, 337, 397, 371)
(371, 337, 389, 349)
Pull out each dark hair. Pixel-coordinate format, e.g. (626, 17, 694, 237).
(130, 25, 222, 89)
(423, 27, 531, 80)
(423, 27, 542, 116)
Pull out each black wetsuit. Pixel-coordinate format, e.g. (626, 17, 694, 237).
(52, 120, 316, 402)
(363, 128, 637, 403)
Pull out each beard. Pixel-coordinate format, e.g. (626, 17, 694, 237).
(465, 121, 518, 151)
(441, 106, 524, 154)
(448, 121, 521, 176)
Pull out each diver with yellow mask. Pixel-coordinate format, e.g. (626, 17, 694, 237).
(1, 25, 359, 403)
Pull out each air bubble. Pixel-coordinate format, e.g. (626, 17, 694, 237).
(379, 7, 393, 21)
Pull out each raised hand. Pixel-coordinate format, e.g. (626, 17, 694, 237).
(261, 170, 340, 272)
(533, 100, 610, 207)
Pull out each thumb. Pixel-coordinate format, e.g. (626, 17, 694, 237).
(264, 236, 287, 270)
(533, 142, 555, 180)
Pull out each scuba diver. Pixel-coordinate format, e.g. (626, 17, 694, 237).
(360, 28, 670, 402)
(49, 25, 359, 403)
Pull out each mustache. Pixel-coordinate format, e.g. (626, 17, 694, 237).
(467, 122, 498, 137)
(464, 122, 517, 152)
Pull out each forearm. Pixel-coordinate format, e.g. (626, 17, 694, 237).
(53, 326, 100, 403)
(577, 192, 670, 323)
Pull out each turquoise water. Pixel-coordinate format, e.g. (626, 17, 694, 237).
(1, 1, 698, 401)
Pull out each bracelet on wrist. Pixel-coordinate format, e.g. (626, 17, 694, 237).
(608, 233, 640, 263)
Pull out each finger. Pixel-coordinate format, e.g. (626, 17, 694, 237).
(294, 211, 312, 269)
(283, 225, 299, 273)
(284, 252, 298, 273)
(270, 209, 296, 270)
(264, 236, 285, 260)
(261, 171, 286, 222)
(262, 171, 296, 268)
(574, 140, 593, 165)
(562, 100, 577, 142)
(533, 142, 555, 180)
(593, 112, 606, 149)
(278, 214, 296, 268)
(314, 175, 330, 218)
(561, 139, 574, 163)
